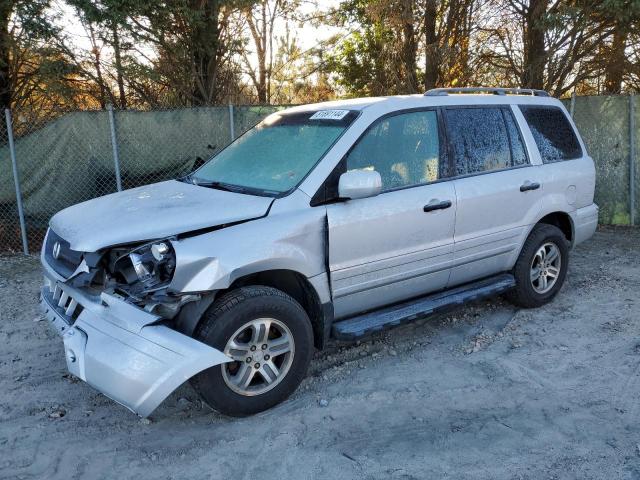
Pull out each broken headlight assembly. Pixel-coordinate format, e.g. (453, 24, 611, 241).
(108, 240, 176, 298)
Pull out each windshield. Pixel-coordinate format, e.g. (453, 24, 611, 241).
(191, 109, 358, 195)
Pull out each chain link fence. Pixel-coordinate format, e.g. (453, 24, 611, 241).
(0, 104, 283, 254)
(562, 95, 638, 226)
(0, 96, 637, 255)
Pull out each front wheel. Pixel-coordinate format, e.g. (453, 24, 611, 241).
(506, 224, 569, 308)
(190, 286, 314, 416)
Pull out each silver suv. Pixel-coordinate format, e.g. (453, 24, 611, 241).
(40, 88, 598, 417)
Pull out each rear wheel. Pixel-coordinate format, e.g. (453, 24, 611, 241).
(190, 286, 314, 416)
(506, 224, 569, 308)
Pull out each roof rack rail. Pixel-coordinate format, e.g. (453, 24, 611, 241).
(424, 87, 550, 97)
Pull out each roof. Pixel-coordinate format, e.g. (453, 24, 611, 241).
(282, 91, 563, 116)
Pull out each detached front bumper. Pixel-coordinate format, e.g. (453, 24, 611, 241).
(39, 264, 230, 417)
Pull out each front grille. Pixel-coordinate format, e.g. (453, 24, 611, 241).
(44, 229, 84, 278)
(42, 280, 85, 326)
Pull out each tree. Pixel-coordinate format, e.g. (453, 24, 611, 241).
(69, 0, 252, 107)
(422, 0, 479, 89)
(268, 26, 336, 104)
(477, 0, 617, 96)
(2, 0, 638, 113)
(130, 0, 253, 105)
(328, 0, 419, 96)
(239, 0, 299, 103)
(69, 0, 132, 108)
(0, 0, 62, 111)
(597, 0, 640, 93)
(328, 0, 480, 96)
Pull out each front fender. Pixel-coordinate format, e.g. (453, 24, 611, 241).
(169, 207, 326, 293)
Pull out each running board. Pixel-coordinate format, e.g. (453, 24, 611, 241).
(331, 274, 516, 341)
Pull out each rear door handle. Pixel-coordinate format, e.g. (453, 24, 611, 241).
(520, 182, 541, 192)
(423, 199, 452, 212)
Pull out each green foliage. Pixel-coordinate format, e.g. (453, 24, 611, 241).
(329, 25, 395, 97)
(327, 0, 419, 97)
(1, 0, 640, 111)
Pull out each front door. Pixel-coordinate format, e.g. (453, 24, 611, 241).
(325, 109, 456, 319)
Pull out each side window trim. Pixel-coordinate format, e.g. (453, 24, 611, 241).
(442, 104, 533, 180)
(437, 107, 455, 182)
(500, 106, 530, 166)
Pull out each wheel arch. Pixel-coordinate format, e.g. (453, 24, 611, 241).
(227, 269, 331, 350)
(536, 211, 574, 245)
(176, 269, 332, 350)
(509, 210, 575, 271)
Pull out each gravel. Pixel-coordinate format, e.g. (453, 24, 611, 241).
(1, 227, 640, 479)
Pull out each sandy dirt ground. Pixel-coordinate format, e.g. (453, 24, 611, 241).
(1, 227, 639, 480)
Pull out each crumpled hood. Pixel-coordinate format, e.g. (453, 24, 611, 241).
(50, 180, 273, 252)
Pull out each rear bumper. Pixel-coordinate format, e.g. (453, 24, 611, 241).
(39, 264, 230, 417)
(572, 203, 599, 246)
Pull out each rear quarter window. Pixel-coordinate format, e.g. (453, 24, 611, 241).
(519, 105, 582, 163)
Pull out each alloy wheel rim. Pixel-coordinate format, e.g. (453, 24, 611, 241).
(530, 242, 561, 294)
(222, 318, 294, 396)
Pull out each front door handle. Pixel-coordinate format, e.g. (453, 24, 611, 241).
(423, 199, 452, 212)
(520, 181, 541, 192)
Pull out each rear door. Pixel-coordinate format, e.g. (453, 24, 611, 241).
(444, 105, 543, 286)
(326, 109, 456, 319)
(518, 104, 595, 210)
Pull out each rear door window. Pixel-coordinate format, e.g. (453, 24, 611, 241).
(444, 107, 528, 175)
(519, 105, 582, 163)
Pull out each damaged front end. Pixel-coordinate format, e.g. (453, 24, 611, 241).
(39, 229, 230, 417)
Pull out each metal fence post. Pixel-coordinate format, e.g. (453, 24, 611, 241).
(228, 104, 235, 142)
(630, 95, 636, 226)
(569, 92, 576, 118)
(5, 109, 29, 255)
(107, 104, 123, 192)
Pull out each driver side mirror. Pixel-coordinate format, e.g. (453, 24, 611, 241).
(338, 169, 382, 200)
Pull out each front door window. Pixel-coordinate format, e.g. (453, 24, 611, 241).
(345, 110, 445, 191)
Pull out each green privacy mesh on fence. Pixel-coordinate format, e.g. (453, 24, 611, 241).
(562, 95, 636, 225)
(0, 120, 16, 252)
(0, 105, 282, 252)
(0, 98, 637, 255)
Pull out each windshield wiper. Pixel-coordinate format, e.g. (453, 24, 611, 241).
(192, 179, 240, 192)
(186, 176, 279, 197)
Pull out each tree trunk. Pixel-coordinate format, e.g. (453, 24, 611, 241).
(112, 25, 127, 109)
(400, 0, 418, 93)
(245, 2, 269, 104)
(522, 0, 548, 89)
(191, 0, 221, 105)
(258, 2, 267, 103)
(603, 27, 627, 94)
(0, 1, 12, 113)
(424, 0, 438, 90)
(88, 23, 107, 109)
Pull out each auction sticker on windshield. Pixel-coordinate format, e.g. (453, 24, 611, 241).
(310, 110, 350, 121)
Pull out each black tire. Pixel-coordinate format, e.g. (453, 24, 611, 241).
(190, 286, 314, 416)
(505, 224, 569, 308)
